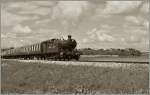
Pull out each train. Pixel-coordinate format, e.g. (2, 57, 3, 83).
(1, 35, 81, 61)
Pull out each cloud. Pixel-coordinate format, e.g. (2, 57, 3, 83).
(13, 24, 32, 33)
(143, 20, 149, 28)
(82, 38, 88, 43)
(1, 32, 17, 39)
(87, 28, 115, 42)
(7, 2, 38, 11)
(103, 1, 142, 14)
(19, 7, 51, 16)
(101, 24, 114, 30)
(140, 1, 149, 13)
(52, 1, 89, 20)
(121, 38, 125, 42)
(1, 34, 7, 38)
(125, 16, 142, 25)
(31, 1, 57, 7)
(5, 1, 54, 16)
(129, 35, 141, 43)
(35, 19, 50, 24)
(123, 28, 148, 45)
(96, 30, 115, 42)
(1, 7, 40, 27)
(1, 9, 29, 26)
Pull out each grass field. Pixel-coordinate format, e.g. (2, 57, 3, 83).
(80, 55, 149, 62)
(1, 59, 149, 94)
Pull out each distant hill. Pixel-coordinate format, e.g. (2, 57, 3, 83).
(78, 48, 142, 56)
(141, 52, 149, 56)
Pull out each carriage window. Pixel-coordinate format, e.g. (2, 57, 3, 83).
(38, 44, 40, 50)
(39, 44, 40, 50)
(34, 45, 35, 51)
(33, 45, 34, 51)
(36, 44, 38, 51)
(32, 45, 33, 51)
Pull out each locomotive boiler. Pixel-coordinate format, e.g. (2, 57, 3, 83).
(2, 35, 81, 61)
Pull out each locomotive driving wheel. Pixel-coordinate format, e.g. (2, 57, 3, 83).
(75, 56, 79, 61)
(67, 55, 71, 61)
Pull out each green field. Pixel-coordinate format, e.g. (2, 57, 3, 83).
(1, 59, 148, 94)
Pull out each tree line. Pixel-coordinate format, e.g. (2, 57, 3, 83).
(78, 48, 142, 56)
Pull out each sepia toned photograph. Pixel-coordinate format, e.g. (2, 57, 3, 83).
(1, 0, 149, 94)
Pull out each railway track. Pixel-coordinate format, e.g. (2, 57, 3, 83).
(2, 59, 148, 69)
(2, 58, 148, 64)
(79, 60, 149, 64)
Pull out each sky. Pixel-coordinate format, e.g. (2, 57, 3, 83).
(1, 0, 149, 51)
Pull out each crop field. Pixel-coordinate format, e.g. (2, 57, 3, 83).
(1, 59, 149, 94)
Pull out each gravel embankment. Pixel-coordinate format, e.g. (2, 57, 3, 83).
(16, 59, 148, 69)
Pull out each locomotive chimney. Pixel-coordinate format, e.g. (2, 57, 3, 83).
(68, 35, 72, 39)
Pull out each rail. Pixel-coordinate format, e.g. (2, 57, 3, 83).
(79, 60, 149, 64)
(2, 58, 149, 64)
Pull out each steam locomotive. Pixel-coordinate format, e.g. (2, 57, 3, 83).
(1, 35, 81, 61)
